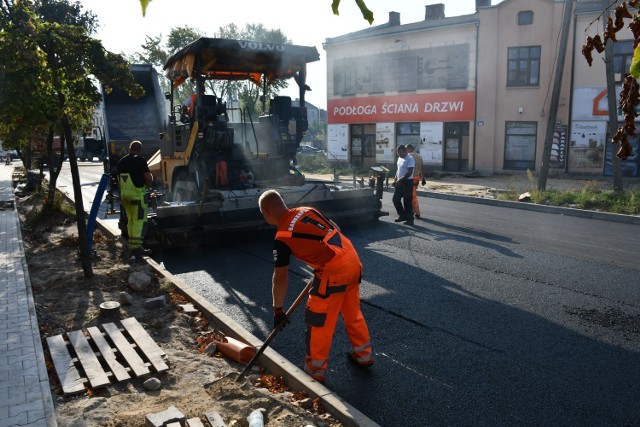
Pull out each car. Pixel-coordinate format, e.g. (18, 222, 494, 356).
(296, 145, 325, 156)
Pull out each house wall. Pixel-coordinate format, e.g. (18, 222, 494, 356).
(476, 0, 573, 174)
(323, 0, 636, 176)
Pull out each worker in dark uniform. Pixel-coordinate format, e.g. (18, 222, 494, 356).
(116, 140, 153, 257)
(258, 190, 373, 383)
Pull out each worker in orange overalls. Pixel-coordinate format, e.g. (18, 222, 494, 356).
(258, 190, 373, 383)
(181, 93, 197, 122)
(406, 143, 425, 219)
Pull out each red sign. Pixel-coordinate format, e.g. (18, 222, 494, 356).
(328, 91, 475, 124)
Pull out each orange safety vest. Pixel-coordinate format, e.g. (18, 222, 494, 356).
(215, 160, 228, 187)
(187, 93, 197, 117)
(276, 208, 362, 295)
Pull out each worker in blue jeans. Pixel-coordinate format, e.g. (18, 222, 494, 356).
(116, 140, 153, 257)
(392, 144, 415, 226)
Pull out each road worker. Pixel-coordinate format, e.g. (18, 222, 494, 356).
(392, 144, 415, 225)
(258, 190, 373, 383)
(406, 143, 425, 219)
(116, 140, 153, 257)
(181, 93, 197, 122)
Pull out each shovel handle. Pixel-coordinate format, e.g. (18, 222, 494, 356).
(236, 279, 313, 381)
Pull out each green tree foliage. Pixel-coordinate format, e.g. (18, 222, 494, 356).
(0, 0, 142, 278)
(133, 26, 202, 104)
(0, 0, 52, 158)
(136, 0, 374, 24)
(136, 23, 293, 118)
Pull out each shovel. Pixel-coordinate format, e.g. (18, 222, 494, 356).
(236, 279, 313, 382)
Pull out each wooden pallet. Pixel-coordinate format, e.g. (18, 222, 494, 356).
(46, 317, 169, 395)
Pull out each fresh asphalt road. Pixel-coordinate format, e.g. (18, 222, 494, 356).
(59, 163, 640, 426)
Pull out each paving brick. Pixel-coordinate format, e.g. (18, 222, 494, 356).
(27, 408, 46, 424)
(26, 388, 46, 405)
(186, 417, 206, 427)
(9, 401, 37, 417)
(145, 295, 167, 309)
(0, 405, 8, 422)
(6, 390, 26, 406)
(3, 412, 28, 427)
(145, 405, 185, 427)
(205, 411, 227, 427)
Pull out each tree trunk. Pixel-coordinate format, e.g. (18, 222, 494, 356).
(62, 114, 93, 278)
(46, 126, 57, 208)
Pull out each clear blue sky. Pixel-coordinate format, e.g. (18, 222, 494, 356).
(80, 0, 501, 109)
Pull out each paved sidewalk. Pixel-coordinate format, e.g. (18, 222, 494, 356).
(0, 163, 57, 427)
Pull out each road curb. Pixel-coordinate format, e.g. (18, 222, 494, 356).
(59, 184, 380, 426)
(414, 189, 640, 225)
(144, 257, 381, 427)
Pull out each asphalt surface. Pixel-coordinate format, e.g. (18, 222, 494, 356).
(156, 195, 640, 426)
(57, 163, 640, 426)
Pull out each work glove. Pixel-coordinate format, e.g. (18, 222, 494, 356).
(273, 307, 289, 330)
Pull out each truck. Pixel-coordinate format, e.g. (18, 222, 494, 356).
(97, 64, 167, 175)
(75, 133, 107, 162)
(134, 38, 387, 248)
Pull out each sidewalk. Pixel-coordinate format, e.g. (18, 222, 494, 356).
(0, 163, 57, 427)
(306, 172, 640, 224)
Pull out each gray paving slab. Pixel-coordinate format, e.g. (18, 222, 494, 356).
(0, 163, 57, 427)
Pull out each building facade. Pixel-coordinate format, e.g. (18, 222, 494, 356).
(571, 1, 639, 177)
(323, 0, 638, 177)
(324, 5, 478, 171)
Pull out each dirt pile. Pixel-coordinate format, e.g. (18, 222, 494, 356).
(17, 191, 342, 427)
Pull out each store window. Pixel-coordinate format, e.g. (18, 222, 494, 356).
(396, 122, 420, 148)
(444, 122, 470, 172)
(504, 121, 537, 170)
(350, 124, 376, 167)
(507, 46, 540, 87)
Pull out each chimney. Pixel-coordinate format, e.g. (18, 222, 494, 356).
(389, 11, 401, 26)
(476, 0, 491, 10)
(425, 4, 445, 20)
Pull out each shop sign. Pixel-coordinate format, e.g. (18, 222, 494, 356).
(328, 92, 475, 124)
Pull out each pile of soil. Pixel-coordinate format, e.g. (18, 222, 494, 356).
(17, 191, 342, 427)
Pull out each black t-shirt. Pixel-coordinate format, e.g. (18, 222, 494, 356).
(273, 239, 292, 268)
(116, 154, 149, 188)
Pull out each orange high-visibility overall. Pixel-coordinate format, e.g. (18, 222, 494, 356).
(275, 207, 373, 382)
(412, 175, 421, 217)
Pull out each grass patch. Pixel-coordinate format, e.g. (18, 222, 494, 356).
(296, 153, 372, 176)
(496, 170, 640, 215)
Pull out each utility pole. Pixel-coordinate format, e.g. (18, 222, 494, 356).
(538, 0, 575, 191)
(604, 13, 624, 192)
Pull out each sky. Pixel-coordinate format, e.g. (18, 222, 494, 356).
(79, 0, 500, 109)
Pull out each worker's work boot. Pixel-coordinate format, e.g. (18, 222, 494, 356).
(130, 247, 152, 262)
(131, 247, 152, 257)
(347, 351, 373, 368)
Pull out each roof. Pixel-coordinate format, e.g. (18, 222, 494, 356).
(324, 13, 478, 46)
(163, 38, 321, 88)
